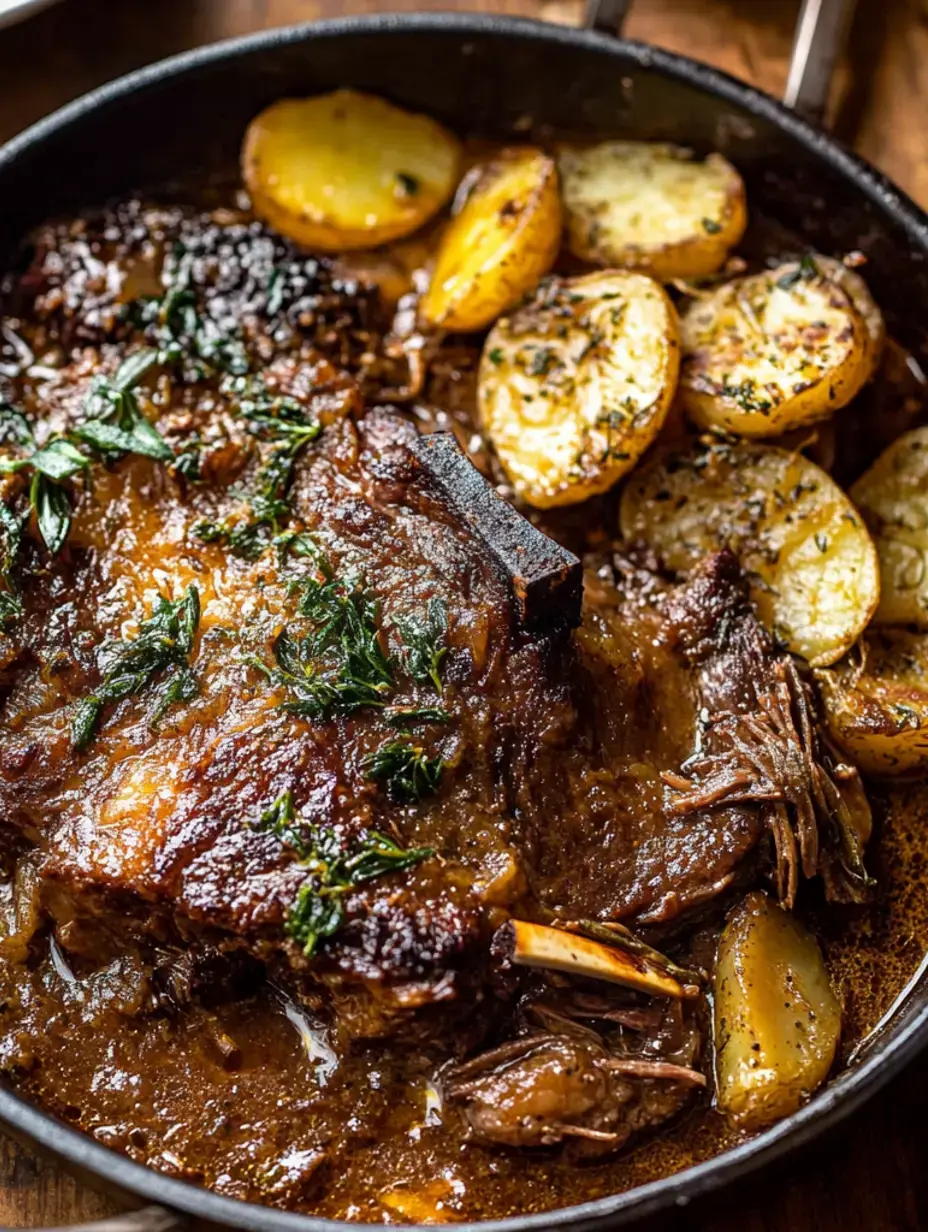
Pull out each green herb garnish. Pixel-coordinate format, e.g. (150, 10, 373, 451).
(363, 740, 444, 802)
(776, 254, 819, 291)
(256, 789, 433, 956)
(0, 433, 90, 555)
(72, 349, 173, 462)
(71, 585, 201, 749)
(718, 377, 773, 414)
(701, 217, 723, 235)
(250, 567, 393, 721)
(134, 243, 250, 379)
(0, 503, 24, 627)
(396, 598, 448, 693)
(194, 378, 320, 558)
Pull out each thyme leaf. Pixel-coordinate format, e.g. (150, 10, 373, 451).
(250, 565, 393, 721)
(75, 349, 172, 462)
(395, 598, 448, 693)
(1, 424, 90, 556)
(256, 789, 433, 957)
(71, 584, 201, 749)
(363, 740, 444, 802)
(193, 380, 320, 558)
(0, 502, 23, 628)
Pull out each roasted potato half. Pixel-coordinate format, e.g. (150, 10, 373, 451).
(420, 148, 562, 333)
(817, 629, 928, 776)
(679, 257, 875, 437)
(715, 893, 841, 1131)
(851, 427, 928, 627)
(619, 440, 880, 667)
(478, 271, 680, 509)
(242, 89, 461, 250)
(558, 142, 747, 280)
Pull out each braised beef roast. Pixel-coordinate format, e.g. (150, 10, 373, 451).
(0, 203, 878, 1213)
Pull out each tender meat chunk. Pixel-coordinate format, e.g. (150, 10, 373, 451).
(444, 1001, 704, 1156)
(660, 550, 872, 906)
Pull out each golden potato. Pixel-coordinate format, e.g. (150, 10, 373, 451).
(817, 628, 928, 776)
(715, 892, 841, 1130)
(420, 147, 562, 333)
(619, 439, 880, 667)
(851, 427, 928, 627)
(479, 271, 680, 509)
(814, 256, 885, 381)
(679, 257, 874, 437)
(242, 89, 461, 250)
(558, 141, 747, 280)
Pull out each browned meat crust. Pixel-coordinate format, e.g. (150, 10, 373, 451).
(0, 202, 872, 1170)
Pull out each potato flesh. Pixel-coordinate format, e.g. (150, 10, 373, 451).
(619, 440, 880, 667)
(420, 148, 562, 333)
(714, 892, 841, 1131)
(558, 142, 747, 280)
(817, 628, 928, 776)
(242, 89, 461, 251)
(851, 427, 928, 627)
(679, 258, 873, 437)
(478, 271, 680, 509)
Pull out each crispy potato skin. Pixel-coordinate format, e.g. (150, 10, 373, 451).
(679, 258, 874, 437)
(478, 271, 680, 509)
(714, 893, 841, 1130)
(620, 439, 880, 667)
(814, 256, 885, 381)
(817, 629, 928, 776)
(558, 142, 747, 280)
(242, 89, 461, 250)
(420, 148, 562, 333)
(851, 426, 928, 627)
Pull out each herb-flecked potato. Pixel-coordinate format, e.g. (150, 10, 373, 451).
(242, 89, 461, 251)
(420, 148, 562, 333)
(851, 427, 928, 627)
(558, 142, 747, 280)
(714, 893, 841, 1130)
(478, 271, 680, 509)
(678, 256, 876, 437)
(817, 629, 928, 776)
(619, 439, 880, 667)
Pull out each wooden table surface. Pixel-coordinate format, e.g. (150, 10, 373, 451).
(2, 0, 928, 1228)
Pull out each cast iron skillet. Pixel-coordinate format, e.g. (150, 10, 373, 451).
(2, 12, 928, 1232)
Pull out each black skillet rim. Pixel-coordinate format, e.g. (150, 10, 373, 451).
(1, 12, 928, 1231)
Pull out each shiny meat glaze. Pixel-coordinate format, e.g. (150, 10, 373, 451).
(0, 199, 919, 1223)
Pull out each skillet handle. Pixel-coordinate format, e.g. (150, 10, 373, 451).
(583, 0, 858, 126)
(32, 1207, 185, 1232)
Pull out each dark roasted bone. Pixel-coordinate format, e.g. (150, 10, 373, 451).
(409, 432, 582, 631)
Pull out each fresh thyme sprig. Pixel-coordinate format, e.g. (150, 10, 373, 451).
(71, 349, 172, 462)
(395, 598, 448, 693)
(255, 788, 433, 956)
(194, 377, 320, 559)
(0, 350, 172, 567)
(249, 565, 393, 721)
(71, 584, 201, 749)
(131, 242, 250, 380)
(0, 503, 24, 628)
(0, 433, 90, 555)
(362, 740, 444, 803)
